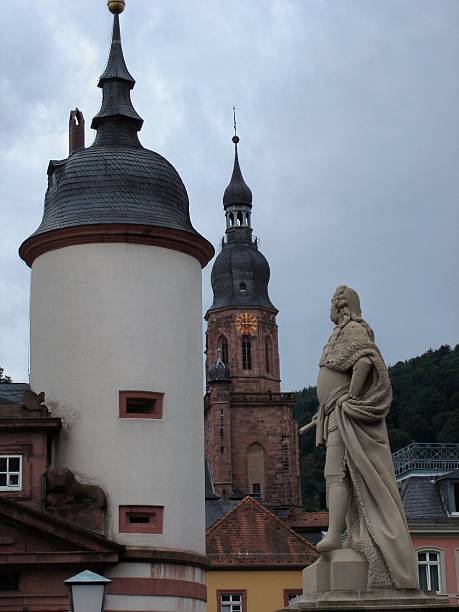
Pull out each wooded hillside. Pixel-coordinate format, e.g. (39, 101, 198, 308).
(294, 344, 459, 510)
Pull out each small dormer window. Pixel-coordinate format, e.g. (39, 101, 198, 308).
(239, 282, 247, 294)
(0, 456, 22, 492)
(48, 172, 57, 190)
(447, 480, 459, 515)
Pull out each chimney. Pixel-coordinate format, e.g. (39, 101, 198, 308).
(69, 108, 85, 155)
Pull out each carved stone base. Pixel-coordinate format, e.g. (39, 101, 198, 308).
(274, 550, 457, 611)
(278, 590, 454, 610)
(303, 549, 368, 593)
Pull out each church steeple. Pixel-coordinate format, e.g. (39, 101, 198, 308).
(91, 10, 143, 132)
(223, 115, 253, 243)
(207, 127, 276, 313)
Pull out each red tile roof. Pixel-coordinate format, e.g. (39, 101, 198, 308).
(287, 511, 329, 529)
(206, 496, 318, 568)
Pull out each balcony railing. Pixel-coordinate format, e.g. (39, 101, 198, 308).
(392, 442, 459, 477)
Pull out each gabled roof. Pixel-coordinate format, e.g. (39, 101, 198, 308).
(0, 497, 121, 568)
(206, 496, 317, 569)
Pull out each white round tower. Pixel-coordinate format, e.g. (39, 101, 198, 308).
(19, 5, 213, 611)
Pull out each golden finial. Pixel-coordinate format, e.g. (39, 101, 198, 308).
(108, 0, 125, 14)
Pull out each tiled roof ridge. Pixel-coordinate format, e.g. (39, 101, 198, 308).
(206, 495, 317, 553)
(244, 497, 317, 552)
(205, 494, 250, 536)
(0, 496, 122, 550)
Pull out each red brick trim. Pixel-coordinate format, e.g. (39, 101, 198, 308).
(283, 589, 302, 606)
(0, 418, 61, 432)
(119, 505, 163, 534)
(119, 391, 163, 419)
(108, 577, 206, 601)
(121, 547, 209, 569)
(216, 589, 247, 612)
(0, 551, 119, 567)
(19, 223, 214, 268)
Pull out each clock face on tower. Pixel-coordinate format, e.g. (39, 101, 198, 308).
(235, 312, 258, 336)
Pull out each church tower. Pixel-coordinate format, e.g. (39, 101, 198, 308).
(204, 133, 301, 515)
(20, 4, 212, 610)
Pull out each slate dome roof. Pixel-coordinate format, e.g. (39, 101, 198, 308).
(33, 140, 197, 237)
(19, 11, 212, 266)
(209, 242, 277, 312)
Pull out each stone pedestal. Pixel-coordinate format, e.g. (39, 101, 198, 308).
(274, 550, 457, 611)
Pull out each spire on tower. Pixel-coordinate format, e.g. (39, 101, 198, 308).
(223, 111, 252, 210)
(91, 3, 143, 131)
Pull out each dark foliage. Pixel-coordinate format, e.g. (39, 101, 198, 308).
(0, 367, 12, 383)
(293, 344, 459, 510)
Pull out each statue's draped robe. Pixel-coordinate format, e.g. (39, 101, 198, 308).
(317, 321, 419, 590)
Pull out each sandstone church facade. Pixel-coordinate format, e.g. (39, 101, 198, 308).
(203, 136, 302, 517)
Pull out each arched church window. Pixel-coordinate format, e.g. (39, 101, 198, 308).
(247, 442, 265, 499)
(237, 211, 243, 226)
(242, 337, 252, 370)
(218, 335, 229, 365)
(229, 212, 234, 226)
(265, 336, 272, 373)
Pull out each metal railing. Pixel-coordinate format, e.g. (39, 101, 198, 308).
(392, 442, 459, 477)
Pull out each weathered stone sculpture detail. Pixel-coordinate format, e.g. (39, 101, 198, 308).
(46, 466, 106, 533)
(305, 286, 419, 590)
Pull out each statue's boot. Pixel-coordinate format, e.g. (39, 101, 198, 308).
(316, 482, 349, 552)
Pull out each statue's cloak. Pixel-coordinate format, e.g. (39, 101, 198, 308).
(318, 320, 419, 590)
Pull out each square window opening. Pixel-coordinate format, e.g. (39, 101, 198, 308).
(119, 391, 163, 419)
(126, 397, 156, 415)
(0, 574, 20, 592)
(119, 505, 163, 534)
(0, 455, 22, 492)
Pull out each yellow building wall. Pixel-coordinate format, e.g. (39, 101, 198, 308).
(206, 569, 302, 612)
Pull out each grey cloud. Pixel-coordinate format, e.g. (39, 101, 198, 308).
(1, 0, 458, 387)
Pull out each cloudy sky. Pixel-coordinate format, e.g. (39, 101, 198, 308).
(1, 0, 458, 389)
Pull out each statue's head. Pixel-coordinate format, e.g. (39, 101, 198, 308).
(330, 285, 374, 339)
(330, 285, 362, 324)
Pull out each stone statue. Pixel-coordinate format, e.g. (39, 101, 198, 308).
(302, 285, 418, 590)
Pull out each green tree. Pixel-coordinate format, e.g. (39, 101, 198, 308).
(0, 367, 12, 383)
(294, 343, 459, 510)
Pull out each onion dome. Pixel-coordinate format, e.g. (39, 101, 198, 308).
(223, 136, 252, 209)
(207, 134, 277, 313)
(19, 6, 213, 268)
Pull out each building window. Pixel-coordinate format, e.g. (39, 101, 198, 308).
(219, 335, 229, 365)
(239, 281, 247, 294)
(284, 590, 302, 605)
(119, 391, 163, 419)
(119, 505, 164, 533)
(247, 443, 265, 499)
(0, 456, 22, 492)
(418, 550, 441, 592)
(448, 480, 459, 514)
(242, 337, 252, 370)
(265, 336, 272, 373)
(0, 574, 20, 592)
(218, 591, 246, 612)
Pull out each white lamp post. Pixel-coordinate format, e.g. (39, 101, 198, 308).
(65, 570, 112, 612)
